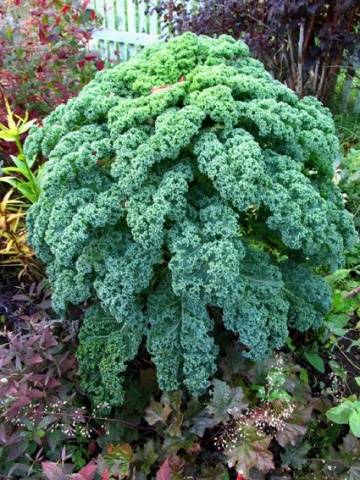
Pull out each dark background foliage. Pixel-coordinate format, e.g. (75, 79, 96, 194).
(144, 0, 360, 102)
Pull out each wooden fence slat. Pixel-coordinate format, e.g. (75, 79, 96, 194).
(138, 1, 147, 33)
(89, 0, 160, 61)
(126, 0, 136, 32)
(92, 28, 158, 45)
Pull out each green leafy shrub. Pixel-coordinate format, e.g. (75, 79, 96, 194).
(340, 148, 360, 230)
(24, 33, 357, 406)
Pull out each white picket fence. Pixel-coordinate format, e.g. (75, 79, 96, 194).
(89, 0, 161, 62)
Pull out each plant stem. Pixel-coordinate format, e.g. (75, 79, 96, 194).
(15, 135, 24, 157)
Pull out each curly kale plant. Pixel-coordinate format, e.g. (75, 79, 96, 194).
(25, 33, 356, 406)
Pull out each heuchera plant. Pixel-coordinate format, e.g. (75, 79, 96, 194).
(25, 33, 356, 406)
(0, 299, 88, 476)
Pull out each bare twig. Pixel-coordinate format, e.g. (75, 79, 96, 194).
(287, 28, 296, 90)
(296, 23, 304, 96)
(336, 346, 360, 372)
(313, 59, 320, 91)
(317, 64, 326, 99)
(345, 286, 360, 299)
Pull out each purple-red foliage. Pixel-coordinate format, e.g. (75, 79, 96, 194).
(0, 282, 91, 477)
(42, 460, 98, 480)
(0, 0, 104, 157)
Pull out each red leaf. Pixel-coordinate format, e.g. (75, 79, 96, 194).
(82, 0, 90, 11)
(24, 353, 44, 366)
(87, 439, 98, 455)
(38, 27, 48, 43)
(27, 389, 44, 400)
(156, 458, 172, 480)
(42, 462, 66, 480)
(236, 475, 247, 480)
(89, 9, 97, 20)
(77, 463, 97, 480)
(95, 60, 105, 70)
(101, 469, 110, 480)
(40, 328, 58, 348)
(60, 4, 70, 14)
(12, 396, 32, 408)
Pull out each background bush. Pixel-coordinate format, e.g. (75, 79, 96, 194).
(0, 0, 103, 160)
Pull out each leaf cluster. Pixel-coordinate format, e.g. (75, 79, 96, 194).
(0, 99, 43, 203)
(0, 189, 40, 279)
(0, 0, 103, 159)
(0, 289, 90, 478)
(326, 396, 360, 438)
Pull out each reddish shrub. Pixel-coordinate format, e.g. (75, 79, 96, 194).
(0, 0, 103, 158)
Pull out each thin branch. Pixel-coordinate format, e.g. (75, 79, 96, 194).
(345, 286, 360, 299)
(313, 59, 320, 91)
(296, 23, 304, 96)
(317, 64, 326, 99)
(336, 345, 360, 372)
(287, 28, 296, 90)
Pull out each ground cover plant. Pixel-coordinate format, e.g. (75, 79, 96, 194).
(0, 288, 85, 477)
(23, 33, 357, 411)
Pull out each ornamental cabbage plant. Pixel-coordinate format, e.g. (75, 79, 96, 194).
(25, 33, 356, 406)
